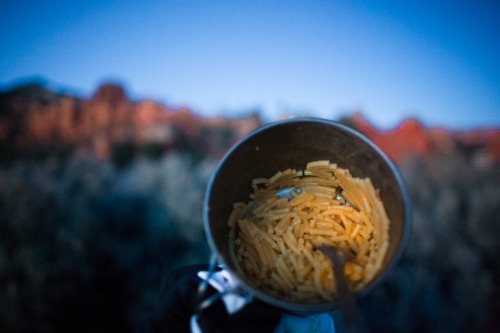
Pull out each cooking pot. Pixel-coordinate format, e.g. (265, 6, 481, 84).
(203, 118, 411, 314)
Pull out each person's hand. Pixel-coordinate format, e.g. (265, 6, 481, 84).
(136, 264, 283, 333)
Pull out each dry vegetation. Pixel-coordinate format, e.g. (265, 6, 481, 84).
(1, 145, 498, 332)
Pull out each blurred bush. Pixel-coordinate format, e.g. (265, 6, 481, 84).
(1, 146, 498, 332)
(0, 151, 217, 332)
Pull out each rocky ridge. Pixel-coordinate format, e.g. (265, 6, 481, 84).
(0, 83, 261, 160)
(1, 83, 499, 165)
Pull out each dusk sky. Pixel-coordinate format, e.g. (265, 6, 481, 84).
(1, 0, 499, 129)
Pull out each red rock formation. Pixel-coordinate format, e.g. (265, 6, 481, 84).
(351, 112, 500, 163)
(0, 83, 263, 159)
(1, 83, 498, 163)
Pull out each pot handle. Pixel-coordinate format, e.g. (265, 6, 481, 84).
(190, 254, 253, 332)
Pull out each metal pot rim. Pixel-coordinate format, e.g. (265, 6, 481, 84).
(203, 117, 412, 313)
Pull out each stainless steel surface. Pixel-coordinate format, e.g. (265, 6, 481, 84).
(203, 118, 412, 314)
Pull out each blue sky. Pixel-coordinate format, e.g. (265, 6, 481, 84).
(1, 0, 499, 129)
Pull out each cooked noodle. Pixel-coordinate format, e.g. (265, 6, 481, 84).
(227, 160, 390, 302)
